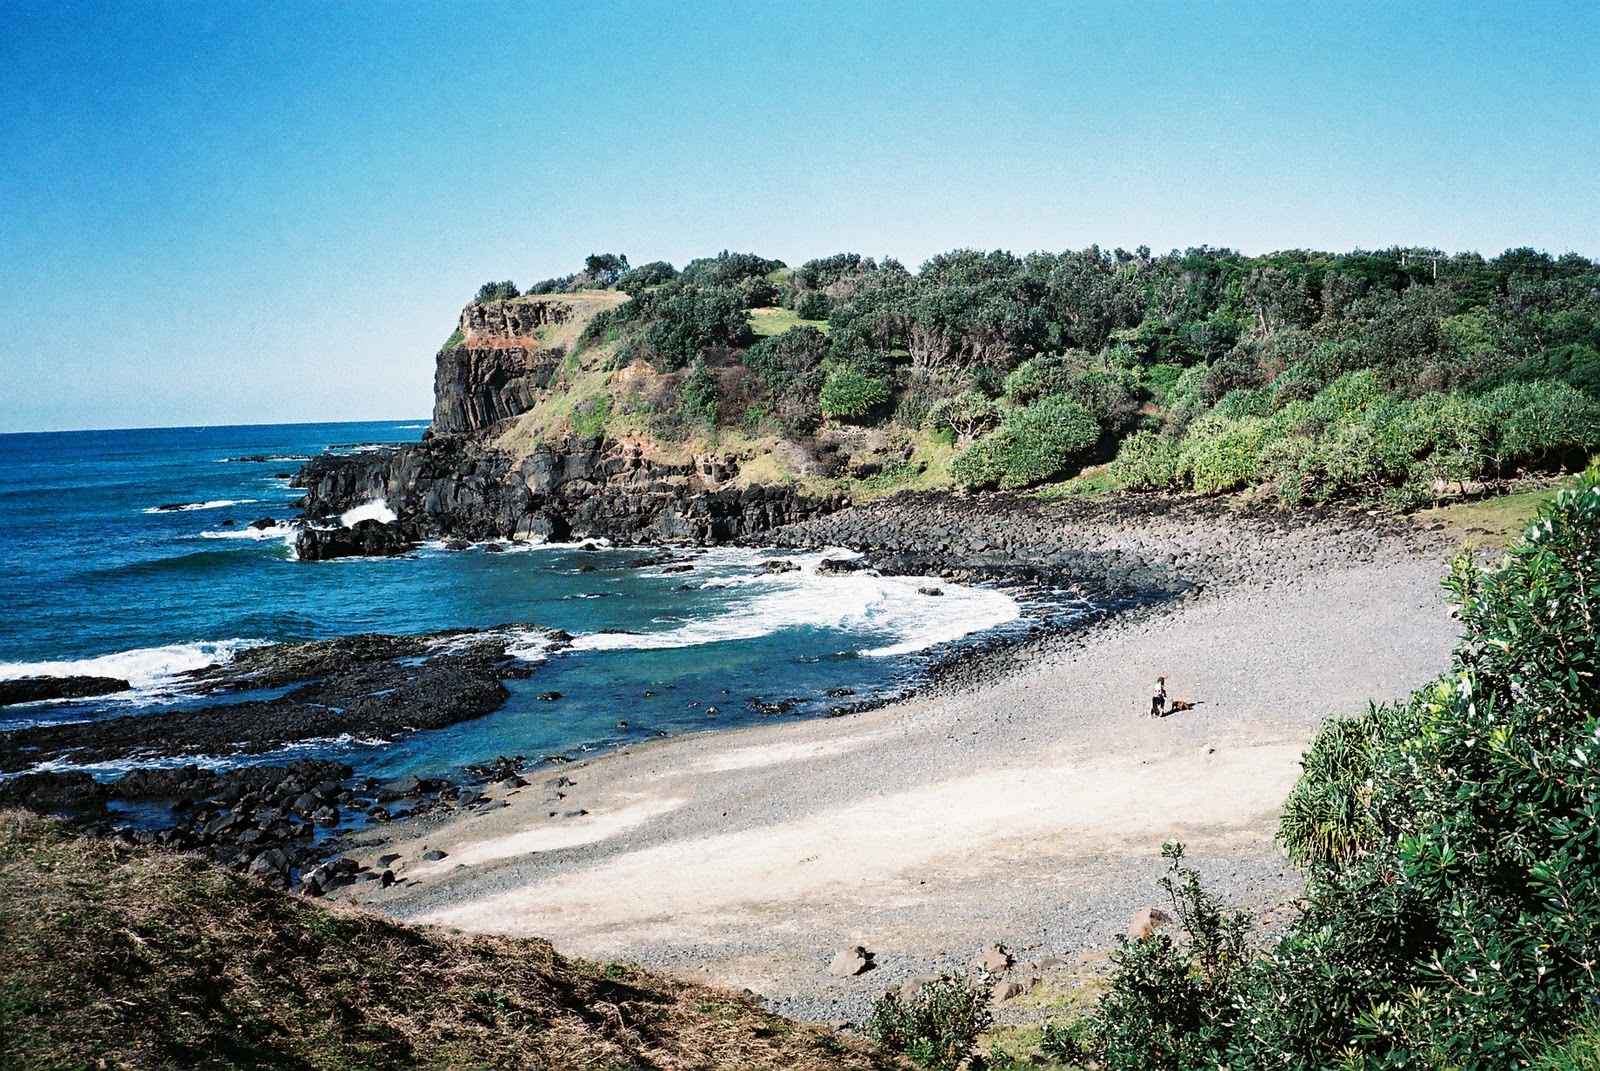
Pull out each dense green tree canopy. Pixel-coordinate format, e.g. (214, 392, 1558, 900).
(537, 244, 1600, 498)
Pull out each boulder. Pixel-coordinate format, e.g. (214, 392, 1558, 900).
(991, 980, 1027, 1004)
(0, 675, 130, 706)
(897, 973, 942, 1000)
(827, 946, 874, 977)
(972, 941, 1013, 972)
(918, 586, 944, 597)
(295, 519, 415, 561)
(816, 558, 866, 576)
(759, 559, 799, 575)
(375, 775, 422, 802)
(248, 848, 289, 879)
(1128, 906, 1174, 940)
(421, 849, 448, 861)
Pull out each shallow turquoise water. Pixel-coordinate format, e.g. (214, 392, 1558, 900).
(0, 421, 1055, 782)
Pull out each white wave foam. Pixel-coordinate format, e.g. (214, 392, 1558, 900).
(571, 552, 1019, 658)
(340, 498, 397, 526)
(396, 423, 427, 429)
(10, 733, 392, 779)
(503, 628, 562, 662)
(0, 639, 262, 690)
(143, 499, 257, 514)
(200, 522, 299, 543)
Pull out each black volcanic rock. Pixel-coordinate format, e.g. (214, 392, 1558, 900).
(0, 628, 570, 773)
(0, 676, 130, 706)
(295, 519, 416, 561)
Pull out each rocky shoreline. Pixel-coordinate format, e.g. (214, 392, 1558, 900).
(292, 435, 845, 545)
(0, 628, 575, 892)
(0, 484, 1453, 917)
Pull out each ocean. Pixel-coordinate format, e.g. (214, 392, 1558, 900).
(0, 420, 1056, 785)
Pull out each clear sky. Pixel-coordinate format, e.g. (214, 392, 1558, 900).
(2, 1, 1596, 433)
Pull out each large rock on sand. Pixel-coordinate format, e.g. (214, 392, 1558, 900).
(972, 941, 1013, 972)
(827, 946, 874, 977)
(1128, 907, 1174, 939)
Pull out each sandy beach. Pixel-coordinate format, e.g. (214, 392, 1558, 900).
(334, 510, 1463, 1023)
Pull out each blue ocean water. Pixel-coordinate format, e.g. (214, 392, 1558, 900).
(0, 420, 1045, 783)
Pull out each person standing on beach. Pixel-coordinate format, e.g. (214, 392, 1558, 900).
(1150, 676, 1167, 718)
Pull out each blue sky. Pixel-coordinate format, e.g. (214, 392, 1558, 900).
(1, 1, 1596, 432)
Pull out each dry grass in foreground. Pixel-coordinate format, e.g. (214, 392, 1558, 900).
(0, 811, 901, 1071)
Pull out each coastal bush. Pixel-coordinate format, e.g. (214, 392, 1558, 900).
(819, 365, 892, 420)
(556, 242, 1596, 506)
(1082, 842, 1251, 1071)
(474, 280, 519, 302)
(950, 396, 1100, 489)
(622, 284, 753, 370)
(617, 259, 677, 295)
(681, 250, 780, 290)
(866, 975, 992, 1071)
(796, 289, 832, 321)
(926, 391, 1000, 442)
(676, 359, 720, 430)
(1062, 467, 1600, 1067)
(1003, 353, 1142, 435)
(1110, 430, 1182, 491)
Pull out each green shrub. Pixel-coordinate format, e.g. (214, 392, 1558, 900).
(819, 365, 892, 420)
(744, 326, 828, 392)
(796, 290, 832, 321)
(474, 280, 519, 302)
(1277, 705, 1386, 870)
(1083, 842, 1251, 1071)
(1173, 412, 1272, 494)
(442, 328, 465, 352)
(677, 359, 720, 430)
(866, 975, 992, 1071)
(1110, 430, 1182, 491)
(1065, 470, 1600, 1067)
(570, 397, 611, 440)
(1474, 379, 1600, 475)
(617, 260, 677, 295)
(632, 285, 754, 370)
(1002, 354, 1141, 434)
(926, 391, 1000, 441)
(950, 396, 1100, 490)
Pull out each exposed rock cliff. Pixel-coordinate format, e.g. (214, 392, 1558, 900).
(295, 291, 843, 545)
(430, 296, 596, 434)
(295, 437, 843, 544)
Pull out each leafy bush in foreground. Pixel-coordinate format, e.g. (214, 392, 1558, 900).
(1061, 467, 1600, 1068)
(867, 975, 992, 1071)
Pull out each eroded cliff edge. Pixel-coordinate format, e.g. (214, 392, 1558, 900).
(293, 293, 843, 544)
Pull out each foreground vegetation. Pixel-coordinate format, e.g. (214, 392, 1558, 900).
(475, 245, 1600, 507)
(0, 811, 897, 1070)
(1016, 466, 1599, 1069)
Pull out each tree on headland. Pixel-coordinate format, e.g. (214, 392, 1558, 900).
(474, 280, 520, 302)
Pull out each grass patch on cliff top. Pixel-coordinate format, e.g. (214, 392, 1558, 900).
(748, 306, 830, 338)
(0, 811, 900, 1071)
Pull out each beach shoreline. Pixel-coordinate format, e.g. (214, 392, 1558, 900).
(330, 499, 1464, 1024)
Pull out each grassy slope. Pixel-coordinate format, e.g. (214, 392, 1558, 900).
(481, 296, 959, 499)
(0, 812, 900, 1071)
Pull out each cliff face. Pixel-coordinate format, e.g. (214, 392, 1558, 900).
(430, 295, 589, 435)
(296, 292, 843, 544)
